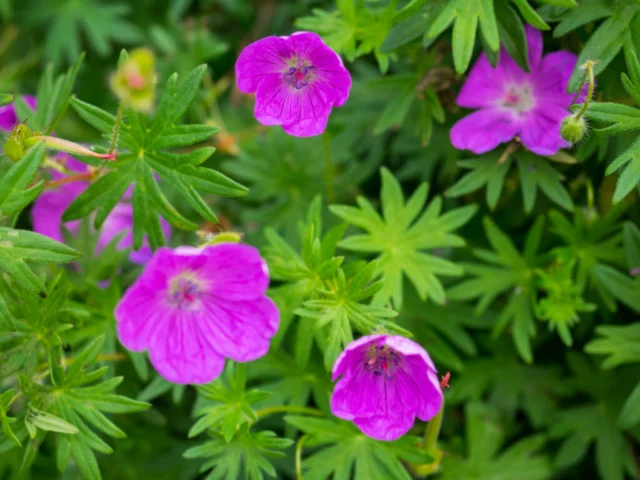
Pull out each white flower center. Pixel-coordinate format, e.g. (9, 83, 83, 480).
(502, 84, 534, 113)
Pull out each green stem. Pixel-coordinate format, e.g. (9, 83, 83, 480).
(108, 102, 125, 155)
(296, 434, 308, 480)
(255, 405, 325, 419)
(574, 61, 596, 120)
(423, 400, 444, 455)
(322, 132, 335, 203)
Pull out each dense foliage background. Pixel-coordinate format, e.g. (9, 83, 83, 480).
(1, 0, 639, 479)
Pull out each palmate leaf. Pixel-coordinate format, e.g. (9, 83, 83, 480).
(440, 403, 551, 480)
(427, 0, 548, 74)
(67, 64, 247, 248)
(585, 323, 640, 369)
(184, 427, 292, 480)
(548, 208, 629, 311)
(448, 217, 545, 363)
(331, 167, 476, 309)
(286, 415, 432, 480)
(23, 0, 143, 66)
(190, 364, 271, 443)
(447, 150, 574, 212)
(0, 225, 80, 299)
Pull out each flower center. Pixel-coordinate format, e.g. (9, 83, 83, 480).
(167, 274, 203, 310)
(283, 59, 315, 89)
(364, 345, 402, 380)
(502, 84, 534, 113)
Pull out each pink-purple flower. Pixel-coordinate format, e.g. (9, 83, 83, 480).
(331, 335, 443, 441)
(0, 96, 36, 132)
(115, 244, 279, 384)
(451, 26, 587, 156)
(235, 31, 351, 137)
(32, 154, 170, 264)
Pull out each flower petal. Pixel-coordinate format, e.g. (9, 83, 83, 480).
(450, 109, 520, 154)
(403, 357, 443, 421)
(235, 36, 290, 93)
(254, 74, 299, 127)
(115, 281, 165, 352)
(525, 25, 543, 72)
(535, 51, 580, 104)
(385, 336, 437, 372)
(147, 310, 226, 384)
(457, 53, 508, 108)
(197, 295, 279, 362)
(519, 104, 570, 155)
(331, 334, 384, 381)
(282, 84, 334, 137)
(201, 243, 270, 300)
(31, 182, 87, 242)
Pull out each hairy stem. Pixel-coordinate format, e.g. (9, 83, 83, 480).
(296, 434, 308, 480)
(574, 61, 596, 120)
(322, 132, 335, 203)
(108, 102, 125, 155)
(423, 400, 444, 455)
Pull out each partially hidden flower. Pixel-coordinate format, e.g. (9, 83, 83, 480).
(32, 154, 170, 264)
(451, 26, 589, 156)
(331, 335, 443, 441)
(114, 244, 280, 384)
(110, 48, 156, 113)
(235, 31, 352, 137)
(0, 95, 36, 132)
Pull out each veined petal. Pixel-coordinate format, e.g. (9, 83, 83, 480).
(535, 51, 581, 104)
(519, 104, 570, 155)
(525, 25, 544, 73)
(450, 109, 520, 154)
(235, 36, 290, 93)
(457, 53, 508, 108)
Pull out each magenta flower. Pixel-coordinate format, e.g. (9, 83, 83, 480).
(451, 26, 587, 156)
(331, 335, 443, 441)
(0, 96, 36, 132)
(32, 154, 170, 264)
(235, 31, 351, 137)
(115, 244, 279, 384)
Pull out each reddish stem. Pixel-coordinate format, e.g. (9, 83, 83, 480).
(45, 172, 93, 189)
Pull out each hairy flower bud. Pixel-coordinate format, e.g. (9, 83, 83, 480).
(109, 48, 156, 113)
(560, 114, 587, 144)
(4, 123, 31, 161)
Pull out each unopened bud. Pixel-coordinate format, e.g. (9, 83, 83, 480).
(24, 136, 116, 160)
(109, 48, 156, 113)
(560, 114, 587, 144)
(4, 123, 31, 162)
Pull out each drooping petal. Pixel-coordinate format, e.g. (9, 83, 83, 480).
(402, 357, 443, 421)
(235, 37, 290, 93)
(457, 54, 509, 108)
(197, 295, 279, 362)
(450, 108, 520, 154)
(282, 85, 333, 137)
(354, 410, 416, 442)
(147, 309, 226, 384)
(200, 243, 270, 300)
(535, 51, 581, 104)
(519, 104, 571, 155)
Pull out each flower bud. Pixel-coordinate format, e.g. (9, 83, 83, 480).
(560, 114, 587, 144)
(109, 48, 156, 113)
(4, 123, 31, 162)
(24, 136, 116, 160)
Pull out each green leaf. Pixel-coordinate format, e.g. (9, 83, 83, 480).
(623, 221, 640, 270)
(566, 4, 640, 91)
(26, 406, 79, 435)
(428, 0, 500, 74)
(331, 167, 476, 309)
(516, 152, 574, 213)
(380, 2, 444, 52)
(0, 142, 46, 220)
(585, 322, 640, 368)
(446, 152, 511, 210)
(618, 380, 640, 428)
(285, 415, 431, 480)
(0, 228, 80, 297)
(184, 428, 292, 480)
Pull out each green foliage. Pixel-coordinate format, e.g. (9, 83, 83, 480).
(331, 167, 476, 309)
(440, 403, 551, 479)
(286, 415, 433, 480)
(184, 428, 293, 480)
(67, 64, 247, 247)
